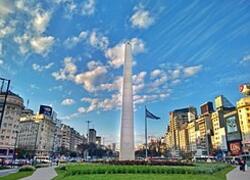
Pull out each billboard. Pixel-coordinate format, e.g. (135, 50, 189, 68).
(39, 105, 52, 117)
(226, 116, 238, 133)
(240, 84, 250, 96)
(229, 142, 241, 156)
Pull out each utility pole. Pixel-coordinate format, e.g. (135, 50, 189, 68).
(0, 77, 10, 128)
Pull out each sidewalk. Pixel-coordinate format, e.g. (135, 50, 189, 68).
(21, 166, 57, 180)
(0, 168, 18, 177)
(227, 166, 250, 180)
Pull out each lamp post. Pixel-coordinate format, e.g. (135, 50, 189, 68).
(12, 130, 19, 166)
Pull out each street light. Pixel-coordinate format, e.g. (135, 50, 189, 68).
(12, 130, 19, 166)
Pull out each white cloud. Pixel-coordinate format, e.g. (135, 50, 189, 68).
(241, 55, 250, 63)
(32, 62, 54, 72)
(87, 60, 102, 70)
(14, 34, 55, 55)
(96, 76, 123, 92)
(74, 64, 107, 92)
(89, 31, 109, 50)
(183, 65, 202, 77)
(0, 20, 16, 38)
(52, 57, 77, 80)
(30, 36, 55, 55)
(61, 98, 75, 106)
(0, 0, 15, 17)
(32, 9, 51, 33)
(63, 30, 108, 51)
(81, 0, 95, 15)
(48, 85, 63, 92)
(150, 69, 161, 79)
(130, 6, 154, 29)
(63, 31, 88, 49)
(78, 107, 86, 113)
(52, 59, 107, 92)
(105, 38, 145, 68)
(130, 38, 145, 54)
(0, 59, 4, 65)
(133, 71, 147, 93)
(13, 33, 31, 54)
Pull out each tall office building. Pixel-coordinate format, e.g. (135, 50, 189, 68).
(0, 91, 24, 159)
(224, 110, 242, 155)
(168, 107, 196, 155)
(200, 102, 214, 115)
(237, 96, 250, 152)
(61, 124, 71, 150)
(215, 95, 234, 110)
(196, 114, 213, 156)
(120, 42, 135, 160)
(179, 124, 189, 152)
(187, 120, 198, 153)
(88, 129, 96, 143)
(18, 113, 56, 157)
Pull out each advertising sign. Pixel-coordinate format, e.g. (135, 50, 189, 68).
(229, 142, 241, 156)
(39, 105, 52, 117)
(226, 116, 238, 133)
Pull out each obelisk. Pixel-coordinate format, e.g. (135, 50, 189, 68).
(119, 42, 135, 160)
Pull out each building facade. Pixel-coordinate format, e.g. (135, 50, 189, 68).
(89, 129, 96, 143)
(237, 96, 250, 152)
(0, 91, 24, 159)
(18, 113, 56, 157)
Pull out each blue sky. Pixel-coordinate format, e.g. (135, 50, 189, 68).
(0, 0, 250, 146)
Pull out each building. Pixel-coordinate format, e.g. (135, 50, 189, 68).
(195, 114, 213, 156)
(112, 143, 116, 151)
(211, 111, 227, 151)
(18, 113, 56, 157)
(88, 129, 96, 143)
(52, 118, 62, 153)
(200, 101, 214, 115)
(61, 124, 71, 150)
(237, 96, 250, 152)
(96, 136, 101, 145)
(224, 110, 242, 155)
(60, 124, 84, 152)
(179, 124, 189, 152)
(70, 128, 83, 152)
(168, 107, 196, 153)
(0, 91, 24, 159)
(215, 95, 234, 110)
(187, 120, 198, 153)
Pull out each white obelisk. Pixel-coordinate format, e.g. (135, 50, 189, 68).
(119, 42, 135, 160)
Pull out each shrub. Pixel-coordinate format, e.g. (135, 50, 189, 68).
(19, 165, 35, 172)
(58, 166, 67, 170)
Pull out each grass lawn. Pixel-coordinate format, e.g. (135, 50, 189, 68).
(0, 171, 34, 180)
(53, 164, 233, 180)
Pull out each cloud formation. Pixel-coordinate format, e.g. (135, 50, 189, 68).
(130, 5, 154, 29)
(32, 62, 54, 72)
(61, 98, 75, 106)
(105, 38, 145, 68)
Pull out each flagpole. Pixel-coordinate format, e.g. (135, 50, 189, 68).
(145, 106, 148, 160)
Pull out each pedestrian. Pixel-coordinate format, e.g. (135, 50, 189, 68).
(239, 158, 243, 171)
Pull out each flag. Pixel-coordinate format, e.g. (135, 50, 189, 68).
(145, 108, 160, 120)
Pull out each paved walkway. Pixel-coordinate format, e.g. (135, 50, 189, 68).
(21, 166, 57, 180)
(0, 168, 18, 177)
(227, 166, 250, 180)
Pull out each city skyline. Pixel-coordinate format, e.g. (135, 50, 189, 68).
(0, 0, 250, 146)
